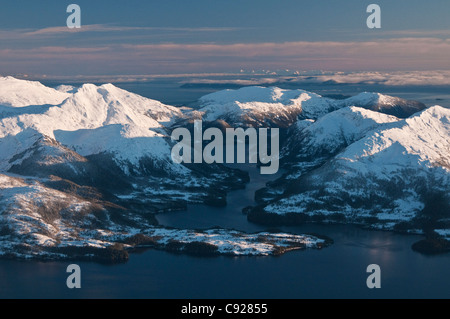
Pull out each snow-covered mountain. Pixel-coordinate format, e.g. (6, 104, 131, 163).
(0, 77, 255, 261)
(341, 92, 426, 118)
(196, 86, 426, 128)
(0, 76, 70, 107)
(0, 80, 186, 176)
(0, 78, 251, 188)
(0, 172, 329, 261)
(249, 105, 450, 248)
(282, 106, 400, 165)
(0, 77, 447, 259)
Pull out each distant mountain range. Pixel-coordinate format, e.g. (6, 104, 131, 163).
(0, 77, 448, 261)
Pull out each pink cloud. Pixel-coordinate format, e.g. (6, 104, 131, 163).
(1, 38, 450, 75)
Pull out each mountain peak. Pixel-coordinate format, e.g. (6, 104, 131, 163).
(199, 86, 317, 105)
(0, 76, 70, 108)
(342, 91, 426, 118)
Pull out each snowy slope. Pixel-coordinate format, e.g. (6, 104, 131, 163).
(253, 105, 450, 233)
(284, 106, 401, 162)
(198, 86, 335, 127)
(341, 92, 426, 118)
(54, 124, 178, 175)
(0, 76, 70, 107)
(0, 79, 186, 176)
(0, 77, 248, 212)
(197, 86, 426, 128)
(336, 105, 450, 174)
(0, 173, 329, 260)
(0, 82, 182, 138)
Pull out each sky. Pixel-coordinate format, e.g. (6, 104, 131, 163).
(1, 0, 450, 77)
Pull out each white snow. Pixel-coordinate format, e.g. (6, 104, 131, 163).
(0, 76, 70, 107)
(435, 229, 450, 239)
(141, 228, 325, 256)
(265, 105, 450, 230)
(197, 86, 419, 127)
(338, 105, 450, 174)
(198, 86, 334, 126)
(287, 106, 401, 159)
(0, 77, 187, 175)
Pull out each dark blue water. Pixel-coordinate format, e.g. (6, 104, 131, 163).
(2, 233, 449, 299)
